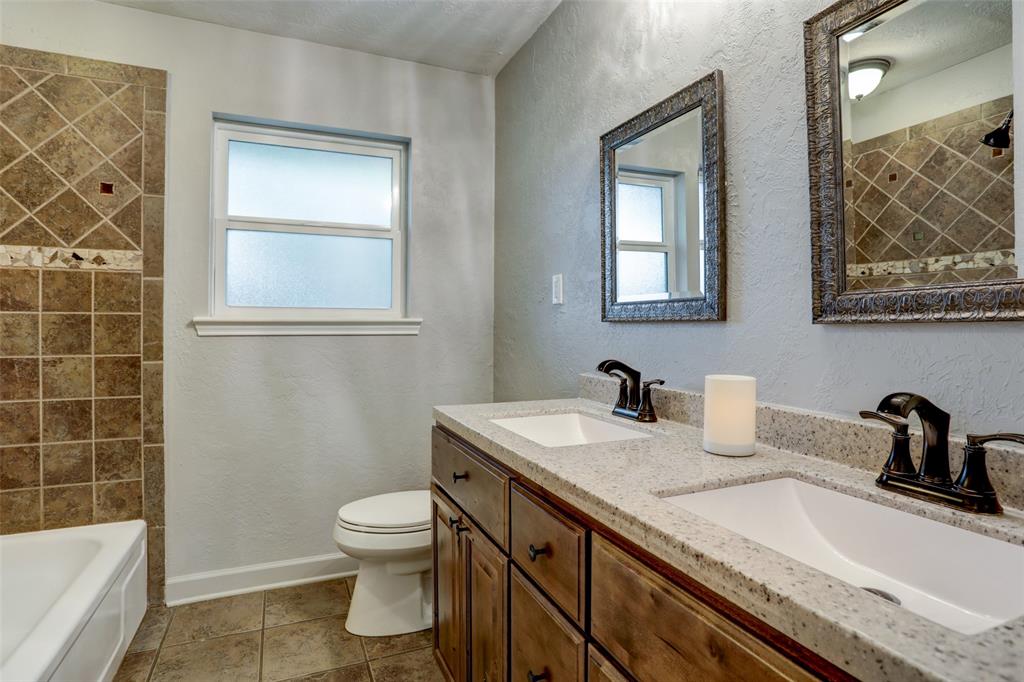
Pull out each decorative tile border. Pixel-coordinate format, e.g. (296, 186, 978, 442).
(846, 249, 1015, 277)
(0, 244, 142, 270)
(578, 372, 1024, 510)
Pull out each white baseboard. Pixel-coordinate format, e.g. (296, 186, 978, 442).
(166, 552, 359, 606)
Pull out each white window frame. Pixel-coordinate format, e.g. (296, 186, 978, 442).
(194, 120, 420, 337)
(616, 170, 676, 301)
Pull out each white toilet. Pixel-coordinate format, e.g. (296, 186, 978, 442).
(333, 489, 432, 637)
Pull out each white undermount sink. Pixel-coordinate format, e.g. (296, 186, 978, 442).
(490, 413, 649, 448)
(663, 477, 1024, 635)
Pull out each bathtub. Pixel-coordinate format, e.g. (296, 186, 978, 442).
(1, 520, 147, 682)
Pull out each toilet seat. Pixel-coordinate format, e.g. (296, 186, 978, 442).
(336, 490, 430, 535)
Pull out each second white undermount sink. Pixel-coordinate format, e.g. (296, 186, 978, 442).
(663, 477, 1024, 635)
(490, 412, 649, 448)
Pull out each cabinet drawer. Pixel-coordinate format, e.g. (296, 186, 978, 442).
(432, 427, 509, 549)
(588, 648, 631, 682)
(510, 483, 585, 624)
(511, 567, 586, 682)
(591, 535, 816, 682)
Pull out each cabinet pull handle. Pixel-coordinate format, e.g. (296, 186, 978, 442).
(452, 471, 469, 483)
(528, 544, 550, 561)
(455, 524, 470, 535)
(527, 670, 549, 682)
(448, 516, 459, 527)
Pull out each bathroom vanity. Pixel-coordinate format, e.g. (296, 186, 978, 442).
(430, 387, 1024, 682)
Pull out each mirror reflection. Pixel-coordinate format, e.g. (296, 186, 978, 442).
(614, 107, 705, 302)
(839, 0, 1017, 291)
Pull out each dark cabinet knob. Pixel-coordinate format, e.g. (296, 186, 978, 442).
(527, 544, 549, 561)
(527, 670, 549, 682)
(452, 471, 469, 483)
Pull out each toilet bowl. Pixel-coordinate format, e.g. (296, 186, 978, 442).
(333, 490, 432, 637)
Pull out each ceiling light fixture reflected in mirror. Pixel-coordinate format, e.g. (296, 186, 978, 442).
(848, 58, 890, 100)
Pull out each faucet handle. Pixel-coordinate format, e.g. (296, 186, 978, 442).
(859, 410, 910, 435)
(643, 379, 665, 389)
(965, 433, 1024, 448)
(636, 379, 664, 423)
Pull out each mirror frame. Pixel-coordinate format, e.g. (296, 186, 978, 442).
(601, 70, 726, 322)
(804, 0, 1023, 323)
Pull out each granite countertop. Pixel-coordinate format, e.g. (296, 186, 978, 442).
(433, 398, 1024, 682)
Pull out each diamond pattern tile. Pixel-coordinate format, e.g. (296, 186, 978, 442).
(110, 137, 142, 185)
(74, 161, 139, 217)
(34, 127, 103, 183)
(945, 208, 998, 252)
(0, 154, 65, 210)
(35, 188, 103, 245)
(110, 196, 142, 246)
(973, 178, 1013, 225)
(0, 190, 26, 231)
(35, 74, 104, 122)
(0, 216, 61, 247)
(74, 101, 140, 156)
(0, 126, 28, 170)
(917, 145, 965, 187)
(0, 90, 66, 149)
(75, 221, 135, 249)
(854, 149, 889, 182)
(893, 137, 938, 171)
(110, 85, 143, 127)
(944, 162, 996, 205)
(0, 67, 28, 106)
(920, 191, 968, 231)
(893, 174, 939, 214)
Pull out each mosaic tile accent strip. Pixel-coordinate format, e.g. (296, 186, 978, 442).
(0, 44, 166, 605)
(841, 96, 1015, 281)
(0, 244, 142, 270)
(578, 372, 1024, 510)
(846, 248, 1016, 277)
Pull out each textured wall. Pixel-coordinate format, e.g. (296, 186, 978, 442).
(0, 44, 166, 602)
(2, 0, 495, 584)
(494, 0, 1023, 434)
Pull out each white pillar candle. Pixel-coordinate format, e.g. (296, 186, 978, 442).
(703, 375, 756, 457)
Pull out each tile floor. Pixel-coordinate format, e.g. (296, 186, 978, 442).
(114, 577, 442, 682)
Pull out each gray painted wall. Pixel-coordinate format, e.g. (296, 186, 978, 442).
(3, 0, 495, 581)
(494, 0, 1023, 434)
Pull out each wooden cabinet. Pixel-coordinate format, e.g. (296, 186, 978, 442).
(431, 426, 847, 682)
(510, 567, 586, 682)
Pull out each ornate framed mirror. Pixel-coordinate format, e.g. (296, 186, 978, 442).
(805, 0, 1021, 322)
(600, 70, 726, 321)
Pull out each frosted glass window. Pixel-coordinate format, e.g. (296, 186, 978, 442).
(617, 183, 663, 242)
(617, 251, 668, 300)
(228, 141, 393, 226)
(225, 229, 392, 309)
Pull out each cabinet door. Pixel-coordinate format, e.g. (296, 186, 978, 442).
(433, 490, 464, 682)
(510, 567, 586, 682)
(465, 520, 508, 682)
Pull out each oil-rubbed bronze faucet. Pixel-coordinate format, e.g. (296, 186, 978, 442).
(861, 392, 1023, 514)
(596, 359, 663, 422)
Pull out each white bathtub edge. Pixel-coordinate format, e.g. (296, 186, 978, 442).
(165, 552, 358, 606)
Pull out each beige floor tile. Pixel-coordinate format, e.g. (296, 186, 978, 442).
(113, 650, 156, 682)
(261, 615, 364, 682)
(264, 579, 350, 627)
(149, 631, 261, 682)
(368, 648, 443, 682)
(361, 629, 432, 660)
(280, 663, 371, 682)
(128, 604, 172, 652)
(163, 592, 264, 646)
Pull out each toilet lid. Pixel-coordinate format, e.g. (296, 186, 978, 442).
(337, 490, 430, 530)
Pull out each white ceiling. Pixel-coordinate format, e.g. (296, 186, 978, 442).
(847, 0, 1013, 94)
(101, 0, 562, 75)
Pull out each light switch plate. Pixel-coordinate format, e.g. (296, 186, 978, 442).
(552, 274, 563, 305)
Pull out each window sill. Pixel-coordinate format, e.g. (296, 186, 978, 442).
(192, 316, 422, 337)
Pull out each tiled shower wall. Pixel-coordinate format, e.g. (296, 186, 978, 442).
(0, 45, 165, 603)
(842, 96, 1016, 290)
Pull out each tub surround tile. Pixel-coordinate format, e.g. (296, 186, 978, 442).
(95, 271, 141, 312)
(96, 438, 142, 481)
(42, 399, 93, 442)
(0, 401, 40, 445)
(95, 396, 141, 439)
(150, 631, 261, 682)
(0, 445, 39, 488)
(263, 578, 350, 628)
(41, 356, 92, 399)
(0, 313, 38, 355)
(143, 445, 163, 525)
(42, 483, 92, 528)
(143, 279, 162, 360)
(94, 313, 140, 354)
(96, 479, 143, 522)
(42, 269, 92, 312)
(0, 357, 39, 399)
(143, 363, 162, 443)
(0, 156, 63, 211)
(0, 268, 39, 310)
(42, 441, 92, 485)
(0, 488, 40, 532)
(438, 385, 1024, 682)
(261, 616, 364, 682)
(163, 592, 265, 646)
(95, 355, 142, 396)
(41, 313, 91, 355)
(368, 648, 443, 682)
(148, 525, 165, 604)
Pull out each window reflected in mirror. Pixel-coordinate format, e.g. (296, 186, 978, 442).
(838, 0, 1016, 291)
(614, 106, 705, 302)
